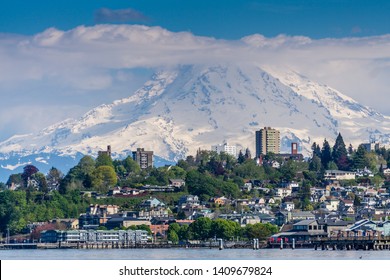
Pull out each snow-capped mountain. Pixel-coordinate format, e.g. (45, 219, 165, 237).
(1, 63, 389, 181)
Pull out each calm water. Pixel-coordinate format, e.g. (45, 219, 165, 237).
(1, 248, 390, 260)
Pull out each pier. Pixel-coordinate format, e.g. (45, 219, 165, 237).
(267, 236, 390, 250)
(312, 236, 390, 251)
(0, 243, 38, 249)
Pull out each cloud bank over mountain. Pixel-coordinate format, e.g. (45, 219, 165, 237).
(1, 24, 390, 140)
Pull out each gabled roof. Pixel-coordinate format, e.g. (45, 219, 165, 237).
(347, 219, 375, 231)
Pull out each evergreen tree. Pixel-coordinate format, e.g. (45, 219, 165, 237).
(309, 154, 322, 172)
(82, 174, 94, 190)
(176, 159, 190, 171)
(185, 155, 196, 166)
(279, 160, 297, 182)
(215, 162, 225, 176)
(353, 195, 361, 207)
(237, 150, 245, 164)
(327, 161, 339, 170)
(353, 144, 369, 170)
(300, 180, 312, 210)
(244, 148, 252, 160)
(348, 144, 354, 155)
(195, 148, 201, 164)
(321, 139, 332, 169)
(332, 133, 349, 170)
(311, 142, 321, 158)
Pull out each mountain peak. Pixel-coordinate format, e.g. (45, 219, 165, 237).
(0, 63, 389, 180)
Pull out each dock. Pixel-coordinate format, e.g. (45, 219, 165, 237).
(312, 236, 390, 251)
(0, 243, 38, 249)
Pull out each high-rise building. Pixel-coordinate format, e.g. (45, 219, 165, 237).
(132, 148, 154, 170)
(255, 127, 280, 156)
(211, 142, 237, 158)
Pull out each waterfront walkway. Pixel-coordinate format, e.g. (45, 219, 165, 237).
(312, 236, 390, 251)
(268, 236, 390, 250)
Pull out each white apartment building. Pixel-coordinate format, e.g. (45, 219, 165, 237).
(211, 142, 237, 158)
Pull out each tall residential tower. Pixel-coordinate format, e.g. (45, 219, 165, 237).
(255, 127, 280, 156)
(132, 148, 154, 170)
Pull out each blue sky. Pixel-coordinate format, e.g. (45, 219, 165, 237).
(1, 0, 390, 39)
(1, 0, 390, 141)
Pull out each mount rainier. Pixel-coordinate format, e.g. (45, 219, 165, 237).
(1, 63, 389, 181)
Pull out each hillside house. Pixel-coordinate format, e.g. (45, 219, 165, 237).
(280, 201, 295, 211)
(213, 196, 230, 206)
(240, 182, 253, 192)
(276, 187, 292, 198)
(169, 179, 185, 188)
(139, 198, 166, 209)
(383, 168, 390, 177)
(178, 195, 200, 209)
(50, 218, 79, 230)
(324, 170, 356, 181)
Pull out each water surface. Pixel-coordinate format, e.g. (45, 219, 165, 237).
(1, 248, 389, 260)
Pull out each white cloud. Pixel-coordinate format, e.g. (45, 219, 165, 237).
(1, 24, 390, 140)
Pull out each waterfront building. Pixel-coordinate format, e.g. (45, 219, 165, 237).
(269, 219, 327, 244)
(41, 229, 150, 243)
